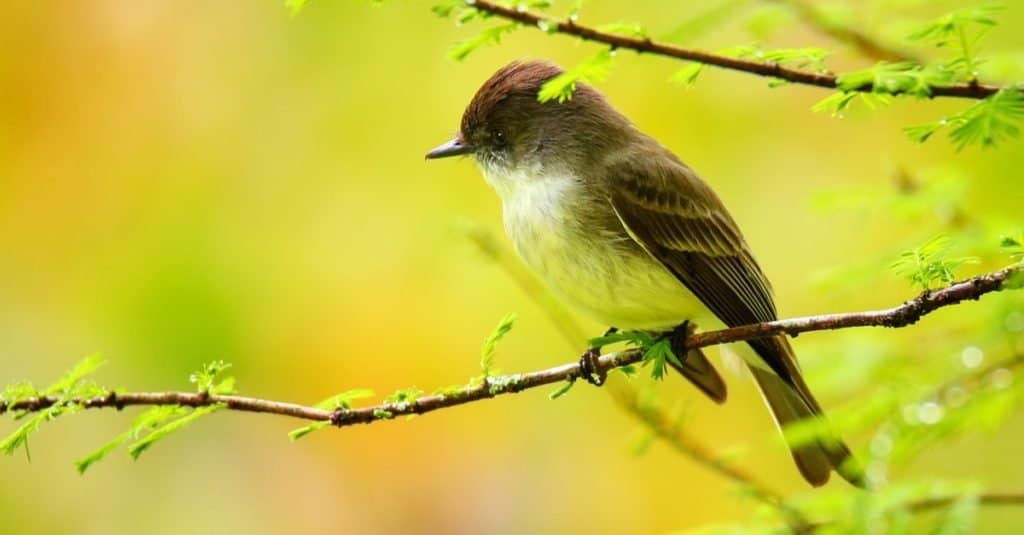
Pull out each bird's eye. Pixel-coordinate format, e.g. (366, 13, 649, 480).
(494, 131, 506, 145)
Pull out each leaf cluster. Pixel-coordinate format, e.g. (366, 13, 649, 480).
(891, 234, 980, 291)
(74, 360, 236, 472)
(1, 355, 107, 460)
(588, 330, 681, 381)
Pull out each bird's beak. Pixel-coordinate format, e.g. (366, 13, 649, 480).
(425, 136, 473, 160)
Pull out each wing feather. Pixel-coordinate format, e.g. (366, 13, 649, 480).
(603, 148, 863, 487)
(607, 156, 788, 377)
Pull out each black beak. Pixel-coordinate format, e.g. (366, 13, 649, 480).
(425, 137, 473, 159)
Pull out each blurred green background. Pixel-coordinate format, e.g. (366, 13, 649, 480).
(2, 1, 1023, 533)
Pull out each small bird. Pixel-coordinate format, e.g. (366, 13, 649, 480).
(426, 60, 862, 487)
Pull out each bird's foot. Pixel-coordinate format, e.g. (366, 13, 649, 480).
(578, 347, 605, 386)
(577, 327, 618, 387)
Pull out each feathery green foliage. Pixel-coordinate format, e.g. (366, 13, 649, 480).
(538, 48, 615, 103)
(1, 355, 106, 459)
(288, 388, 375, 441)
(907, 88, 1024, 149)
(1001, 232, 1024, 262)
(891, 235, 979, 290)
(589, 330, 681, 381)
(594, 22, 646, 38)
(907, 4, 1004, 78)
(548, 379, 575, 400)
(449, 23, 519, 61)
(71, 360, 234, 471)
(190, 360, 232, 393)
(76, 405, 188, 473)
(481, 312, 517, 376)
(673, 46, 829, 89)
(127, 404, 226, 460)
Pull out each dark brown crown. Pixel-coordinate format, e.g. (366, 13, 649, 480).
(460, 60, 564, 134)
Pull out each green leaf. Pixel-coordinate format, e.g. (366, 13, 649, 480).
(595, 22, 646, 38)
(538, 48, 614, 103)
(75, 430, 133, 474)
(890, 234, 980, 290)
(670, 63, 705, 87)
(741, 46, 830, 71)
(2, 356, 106, 459)
(907, 4, 1004, 77)
(1000, 231, 1024, 261)
(904, 121, 946, 143)
(431, 0, 461, 18)
(481, 313, 517, 375)
(128, 404, 226, 460)
(909, 88, 1024, 149)
(45, 354, 105, 396)
(288, 420, 332, 441)
(73, 398, 195, 472)
(288, 389, 375, 440)
(1, 409, 52, 458)
(385, 388, 424, 406)
(1, 381, 39, 407)
(549, 380, 575, 400)
(315, 389, 376, 411)
(837, 62, 957, 97)
(189, 360, 233, 393)
(948, 88, 1024, 150)
(643, 338, 681, 381)
(448, 23, 518, 62)
(568, 0, 588, 20)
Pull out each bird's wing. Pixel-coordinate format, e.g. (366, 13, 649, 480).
(604, 150, 796, 381)
(604, 148, 865, 487)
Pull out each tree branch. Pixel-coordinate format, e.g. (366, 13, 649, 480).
(4, 264, 1020, 424)
(469, 0, 1006, 100)
(796, 491, 1024, 533)
(766, 0, 922, 64)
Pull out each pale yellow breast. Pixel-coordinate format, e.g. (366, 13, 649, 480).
(484, 167, 704, 330)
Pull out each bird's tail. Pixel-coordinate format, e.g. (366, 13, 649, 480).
(749, 337, 865, 488)
(669, 346, 728, 404)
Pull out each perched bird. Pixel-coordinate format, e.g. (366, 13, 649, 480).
(426, 60, 862, 487)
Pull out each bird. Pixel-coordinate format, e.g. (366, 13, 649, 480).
(425, 59, 862, 487)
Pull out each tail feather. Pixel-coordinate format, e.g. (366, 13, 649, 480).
(749, 337, 865, 488)
(669, 347, 727, 404)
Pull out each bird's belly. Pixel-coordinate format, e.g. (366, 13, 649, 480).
(531, 242, 704, 330)
(500, 182, 702, 330)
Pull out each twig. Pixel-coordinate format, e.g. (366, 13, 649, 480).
(908, 491, 1024, 512)
(468, 0, 1005, 100)
(4, 265, 1020, 425)
(795, 490, 1024, 533)
(766, 0, 922, 64)
(462, 224, 801, 526)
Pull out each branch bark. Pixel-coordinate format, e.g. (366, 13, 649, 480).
(4, 264, 1020, 425)
(469, 0, 1006, 100)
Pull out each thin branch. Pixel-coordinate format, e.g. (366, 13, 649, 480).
(469, 0, 1005, 100)
(766, 0, 922, 64)
(4, 265, 1020, 425)
(795, 491, 1024, 533)
(462, 224, 801, 526)
(908, 491, 1024, 512)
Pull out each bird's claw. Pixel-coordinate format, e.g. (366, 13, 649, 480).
(578, 346, 607, 386)
(667, 320, 693, 361)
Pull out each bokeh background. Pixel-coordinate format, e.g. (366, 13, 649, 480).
(2, 1, 1023, 533)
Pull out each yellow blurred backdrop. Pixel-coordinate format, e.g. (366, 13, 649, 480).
(2, 1, 1023, 533)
